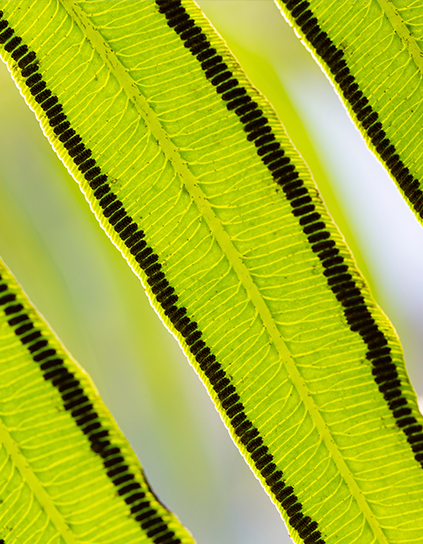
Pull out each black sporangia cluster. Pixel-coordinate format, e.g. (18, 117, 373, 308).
(156, 0, 423, 534)
(0, 7, 323, 542)
(156, 0, 327, 542)
(0, 12, 184, 543)
(1, 0, 422, 540)
(0, 277, 181, 543)
(279, 0, 423, 467)
(285, 0, 423, 217)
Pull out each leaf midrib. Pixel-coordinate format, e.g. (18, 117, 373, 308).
(61, 1, 388, 541)
(0, 407, 78, 543)
(377, 0, 423, 76)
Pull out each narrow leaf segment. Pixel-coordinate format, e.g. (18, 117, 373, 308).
(0, 258, 194, 543)
(276, 0, 423, 223)
(1, 1, 423, 543)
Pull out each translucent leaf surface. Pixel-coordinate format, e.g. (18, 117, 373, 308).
(0, 257, 194, 544)
(276, 0, 423, 225)
(0, 1, 422, 543)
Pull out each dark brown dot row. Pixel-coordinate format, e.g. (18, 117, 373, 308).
(160, 0, 423, 474)
(0, 281, 181, 542)
(280, 0, 423, 468)
(4, 0, 325, 538)
(157, 0, 423, 533)
(3, 0, 420, 540)
(3, 5, 323, 540)
(283, 0, 423, 216)
(156, 1, 326, 541)
(0, 11, 182, 543)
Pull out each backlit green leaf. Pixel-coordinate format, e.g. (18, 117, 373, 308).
(276, 0, 423, 225)
(0, 1, 422, 543)
(0, 257, 194, 543)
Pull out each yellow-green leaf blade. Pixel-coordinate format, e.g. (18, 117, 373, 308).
(0, 257, 195, 544)
(1, 1, 423, 543)
(275, 0, 423, 225)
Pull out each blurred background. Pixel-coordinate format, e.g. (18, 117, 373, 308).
(0, 1, 422, 543)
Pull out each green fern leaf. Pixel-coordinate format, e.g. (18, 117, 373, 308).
(276, 0, 423, 225)
(0, 257, 194, 543)
(0, 1, 422, 543)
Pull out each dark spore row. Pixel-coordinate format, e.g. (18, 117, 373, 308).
(283, 0, 423, 218)
(2, 4, 325, 542)
(1, 0, 419, 539)
(0, 14, 184, 542)
(156, 0, 423, 517)
(156, 1, 328, 542)
(0, 279, 180, 543)
(276, 0, 423, 464)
